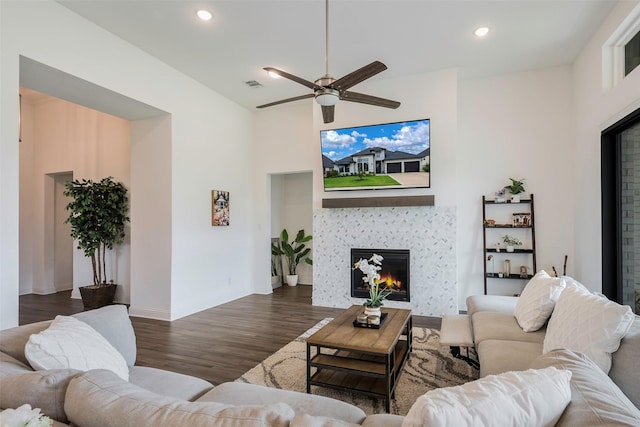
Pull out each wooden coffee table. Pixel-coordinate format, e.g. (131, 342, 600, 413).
(306, 305, 412, 412)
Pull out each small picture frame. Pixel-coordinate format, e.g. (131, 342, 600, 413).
(512, 212, 531, 227)
(519, 265, 528, 278)
(211, 190, 230, 226)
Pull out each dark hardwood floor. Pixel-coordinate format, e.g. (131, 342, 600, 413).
(19, 286, 441, 385)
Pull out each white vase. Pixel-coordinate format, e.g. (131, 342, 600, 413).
(511, 194, 521, 203)
(364, 306, 381, 317)
(506, 245, 514, 252)
(286, 274, 298, 287)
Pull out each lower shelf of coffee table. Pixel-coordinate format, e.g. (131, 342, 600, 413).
(308, 341, 409, 396)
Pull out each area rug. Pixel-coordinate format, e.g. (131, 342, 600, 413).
(236, 318, 479, 415)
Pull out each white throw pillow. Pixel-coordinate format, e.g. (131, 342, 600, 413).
(543, 283, 635, 373)
(25, 315, 129, 381)
(514, 270, 566, 332)
(402, 367, 572, 427)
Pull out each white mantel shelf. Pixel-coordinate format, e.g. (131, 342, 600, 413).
(322, 195, 435, 209)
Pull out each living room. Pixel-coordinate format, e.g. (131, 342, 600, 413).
(2, 0, 640, 332)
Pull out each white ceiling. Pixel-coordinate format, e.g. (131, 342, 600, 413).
(56, 0, 618, 111)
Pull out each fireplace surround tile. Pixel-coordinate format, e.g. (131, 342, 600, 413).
(312, 206, 457, 316)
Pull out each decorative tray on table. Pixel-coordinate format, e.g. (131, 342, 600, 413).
(352, 312, 388, 329)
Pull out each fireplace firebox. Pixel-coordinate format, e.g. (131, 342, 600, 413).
(351, 248, 410, 302)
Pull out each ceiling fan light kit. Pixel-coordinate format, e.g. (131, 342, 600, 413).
(256, 0, 400, 123)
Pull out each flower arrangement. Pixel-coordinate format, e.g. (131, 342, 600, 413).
(354, 254, 393, 308)
(0, 404, 52, 427)
(502, 235, 522, 246)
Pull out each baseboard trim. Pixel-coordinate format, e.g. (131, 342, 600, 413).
(128, 307, 171, 321)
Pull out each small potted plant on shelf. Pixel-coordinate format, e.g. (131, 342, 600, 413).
(505, 178, 526, 202)
(272, 229, 312, 286)
(502, 235, 522, 253)
(64, 177, 129, 309)
(354, 254, 393, 319)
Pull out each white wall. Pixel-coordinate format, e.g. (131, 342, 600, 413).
(457, 67, 575, 303)
(1, 0, 254, 328)
(573, 1, 640, 291)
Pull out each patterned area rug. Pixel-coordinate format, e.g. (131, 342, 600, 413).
(236, 319, 479, 415)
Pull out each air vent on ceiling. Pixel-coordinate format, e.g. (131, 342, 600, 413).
(244, 80, 263, 88)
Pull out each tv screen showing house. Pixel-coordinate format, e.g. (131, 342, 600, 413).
(320, 118, 430, 191)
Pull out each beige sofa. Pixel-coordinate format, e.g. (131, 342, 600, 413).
(2, 286, 640, 427)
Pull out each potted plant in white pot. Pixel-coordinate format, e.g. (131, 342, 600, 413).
(64, 177, 129, 309)
(272, 229, 312, 286)
(502, 234, 522, 253)
(354, 253, 393, 318)
(505, 178, 526, 202)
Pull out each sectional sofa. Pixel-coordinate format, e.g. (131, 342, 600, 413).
(1, 272, 640, 426)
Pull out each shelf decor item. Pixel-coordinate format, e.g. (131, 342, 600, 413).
(505, 178, 526, 203)
(502, 235, 522, 252)
(354, 253, 392, 317)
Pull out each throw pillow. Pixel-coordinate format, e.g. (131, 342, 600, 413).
(514, 270, 566, 332)
(24, 315, 129, 381)
(402, 367, 572, 427)
(543, 283, 635, 373)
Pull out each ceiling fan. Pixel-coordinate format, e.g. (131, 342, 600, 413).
(256, 0, 400, 124)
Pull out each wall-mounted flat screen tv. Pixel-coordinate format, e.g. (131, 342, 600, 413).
(320, 118, 430, 191)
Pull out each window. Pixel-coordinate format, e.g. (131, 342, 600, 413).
(357, 159, 369, 172)
(625, 30, 640, 76)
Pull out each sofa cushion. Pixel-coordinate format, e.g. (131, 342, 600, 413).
(0, 321, 51, 366)
(530, 349, 640, 425)
(476, 339, 542, 377)
(609, 315, 640, 409)
(72, 305, 137, 367)
(361, 414, 404, 427)
(543, 283, 635, 373)
(129, 366, 213, 401)
(290, 414, 360, 427)
(0, 369, 80, 423)
(25, 316, 129, 381)
(514, 270, 566, 332)
(402, 367, 572, 427)
(472, 312, 546, 345)
(466, 295, 517, 317)
(65, 370, 294, 427)
(199, 382, 366, 424)
(0, 352, 32, 377)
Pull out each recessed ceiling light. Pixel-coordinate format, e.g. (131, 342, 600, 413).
(474, 27, 490, 37)
(196, 9, 213, 21)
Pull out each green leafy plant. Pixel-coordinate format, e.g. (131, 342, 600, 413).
(502, 235, 522, 246)
(505, 178, 525, 195)
(271, 229, 312, 275)
(64, 177, 129, 286)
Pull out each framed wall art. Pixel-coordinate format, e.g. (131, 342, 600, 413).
(211, 190, 230, 226)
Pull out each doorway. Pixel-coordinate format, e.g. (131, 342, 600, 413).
(51, 172, 73, 291)
(269, 172, 313, 289)
(602, 107, 640, 313)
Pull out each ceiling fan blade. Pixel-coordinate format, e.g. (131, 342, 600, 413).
(331, 61, 388, 91)
(256, 93, 314, 109)
(341, 91, 400, 109)
(263, 67, 321, 90)
(321, 105, 335, 123)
